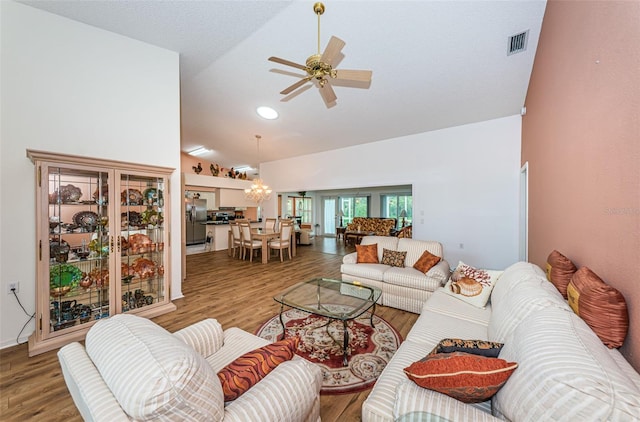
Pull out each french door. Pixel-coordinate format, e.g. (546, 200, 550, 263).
(322, 197, 338, 236)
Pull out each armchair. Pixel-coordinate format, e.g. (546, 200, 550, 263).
(57, 314, 322, 422)
(299, 223, 315, 245)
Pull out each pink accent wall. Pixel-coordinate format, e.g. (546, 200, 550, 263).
(522, 0, 640, 370)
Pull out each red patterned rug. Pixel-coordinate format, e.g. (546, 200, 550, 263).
(255, 305, 402, 395)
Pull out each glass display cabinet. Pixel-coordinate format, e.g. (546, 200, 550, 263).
(27, 150, 176, 356)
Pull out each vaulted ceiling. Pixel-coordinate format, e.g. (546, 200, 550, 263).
(21, 0, 546, 171)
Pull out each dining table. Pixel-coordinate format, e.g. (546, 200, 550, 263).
(250, 227, 297, 264)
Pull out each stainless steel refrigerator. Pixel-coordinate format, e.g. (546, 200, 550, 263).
(186, 198, 207, 245)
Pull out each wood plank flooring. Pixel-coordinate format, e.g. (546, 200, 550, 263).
(0, 237, 418, 422)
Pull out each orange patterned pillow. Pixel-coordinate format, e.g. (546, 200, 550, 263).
(217, 337, 298, 401)
(546, 250, 577, 299)
(567, 267, 628, 348)
(404, 352, 518, 403)
(356, 243, 379, 263)
(413, 250, 441, 273)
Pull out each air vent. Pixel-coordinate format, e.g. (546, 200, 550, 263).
(508, 30, 529, 56)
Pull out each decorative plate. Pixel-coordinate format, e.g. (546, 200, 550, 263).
(121, 211, 143, 228)
(93, 184, 109, 204)
(73, 211, 99, 229)
(50, 184, 83, 204)
(142, 188, 162, 204)
(50, 264, 82, 291)
(121, 188, 143, 205)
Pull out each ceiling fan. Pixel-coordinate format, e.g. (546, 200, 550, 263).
(268, 2, 372, 107)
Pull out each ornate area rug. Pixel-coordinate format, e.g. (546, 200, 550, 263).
(255, 305, 402, 395)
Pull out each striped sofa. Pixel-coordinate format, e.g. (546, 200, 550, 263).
(362, 261, 640, 421)
(341, 236, 451, 313)
(58, 314, 322, 421)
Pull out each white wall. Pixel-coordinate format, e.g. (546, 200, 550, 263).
(261, 115, 522, 269)
(0, 1, 182, 348)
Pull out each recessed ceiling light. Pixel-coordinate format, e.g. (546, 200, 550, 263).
(256, 106, 278, 120)
(188, 147, 211, 156)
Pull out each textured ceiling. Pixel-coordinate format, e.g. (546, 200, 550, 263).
(20, 0, 547, 171)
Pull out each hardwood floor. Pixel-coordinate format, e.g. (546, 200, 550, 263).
(0, 237, 418, 421)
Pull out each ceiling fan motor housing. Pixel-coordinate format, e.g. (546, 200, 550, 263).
(306, 54, 335, 81)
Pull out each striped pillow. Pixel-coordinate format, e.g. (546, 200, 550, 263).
(217, 337, 299, 401)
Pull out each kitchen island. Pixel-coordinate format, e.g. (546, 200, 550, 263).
(202, 220, 262, 252)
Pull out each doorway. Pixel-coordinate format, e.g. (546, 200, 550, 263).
(322, 197, 338, 236)
(519, 162, 529, 261)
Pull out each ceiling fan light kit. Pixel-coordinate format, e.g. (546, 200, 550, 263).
(268, 2, 372, 107)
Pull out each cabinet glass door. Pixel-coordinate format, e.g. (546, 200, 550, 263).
(47, 166, 111, 335)
(118, 173, 167, 313)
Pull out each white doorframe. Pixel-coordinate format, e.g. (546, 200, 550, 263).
(519, 162, 529, 261)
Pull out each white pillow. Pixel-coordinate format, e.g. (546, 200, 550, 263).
(442, 261, 503, 309)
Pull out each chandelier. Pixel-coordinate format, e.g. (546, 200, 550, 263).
(244, 135, 272, 203)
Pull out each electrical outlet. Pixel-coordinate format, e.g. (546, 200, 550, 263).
(8, 282, 19, 294)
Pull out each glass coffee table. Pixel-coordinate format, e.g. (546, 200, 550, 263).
(274, 278, 382, 366)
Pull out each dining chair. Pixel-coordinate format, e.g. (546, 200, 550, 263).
(229, 221, 243, 258)
(265, 217, 277, 231)
(239, 221, 262, 262)
(268, 220, 293, 262)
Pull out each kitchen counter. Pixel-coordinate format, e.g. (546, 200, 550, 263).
(201, 221, 261, 251)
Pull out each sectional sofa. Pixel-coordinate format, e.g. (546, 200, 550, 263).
(361, 261, 640, 421)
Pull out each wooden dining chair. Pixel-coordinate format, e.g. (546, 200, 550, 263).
(265, 217, 277, 231)
(229, 221, 243, 258)
(268, 220, 293, 262)
(239, 221, 262, 262)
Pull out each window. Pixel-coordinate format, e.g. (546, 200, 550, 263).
(382, 194, 412, 227)
(287, 196, 312, 223)
(340, 196, 369, 226)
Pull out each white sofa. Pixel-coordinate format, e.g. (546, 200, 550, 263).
(341, 236, 451, 313)
(362, 261, 640, 421)
(58, 314, 322, 422)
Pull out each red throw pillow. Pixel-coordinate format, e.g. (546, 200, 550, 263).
(567, 267, 629, 348)
(217, 337, 299, 401)
(546, 250, 577, 299)
(404, 352, 517, 403)
(356, 243, 379, 263)
(413, 250, 441, 273)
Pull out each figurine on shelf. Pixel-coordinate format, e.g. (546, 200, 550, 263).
(210, 163, 220, 177)
(228, 167, 236, 178)
(192, 162, 203, 174)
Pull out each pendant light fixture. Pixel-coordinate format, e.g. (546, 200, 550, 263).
(244, 135, 272, 204)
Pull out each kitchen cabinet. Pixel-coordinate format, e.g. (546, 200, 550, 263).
(27, 150, 176, 356)
(217, 188, 257, 208)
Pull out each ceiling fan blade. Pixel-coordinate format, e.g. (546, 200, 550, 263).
(319, 81, 337, 105)
(280, 77, 311, 95)
(320, 36, 345, 66)
(334, 69, 372, 82)
(268, 56, 307, 71)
